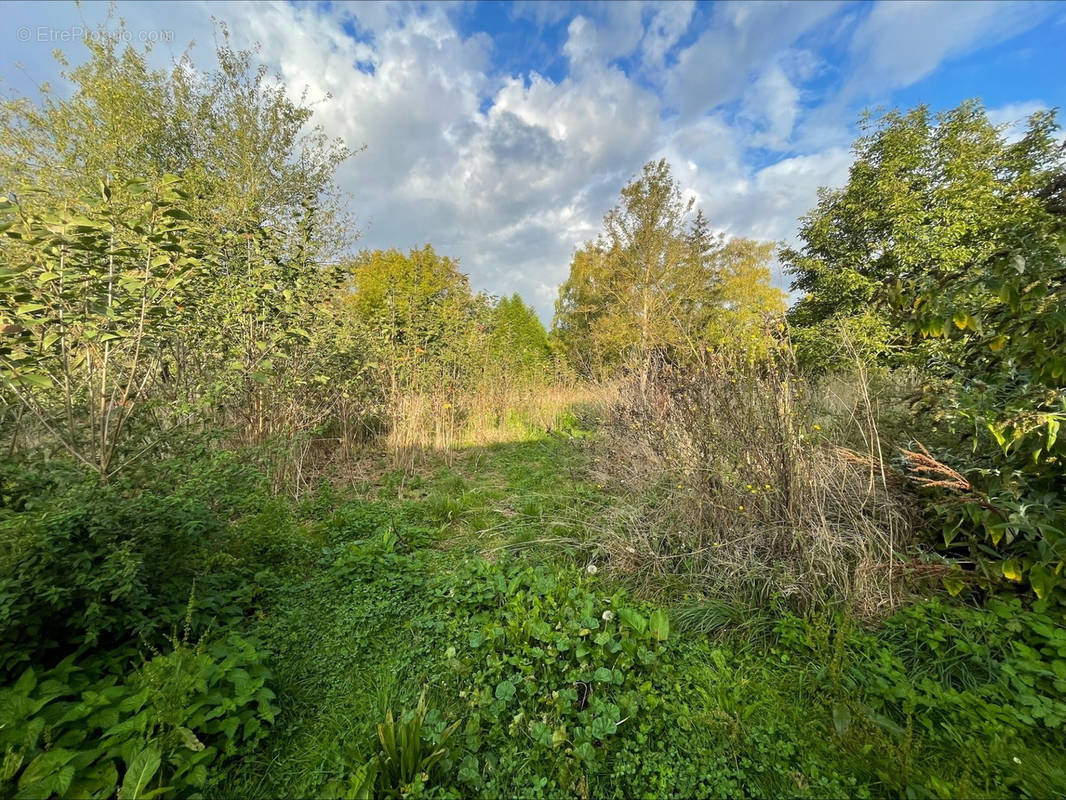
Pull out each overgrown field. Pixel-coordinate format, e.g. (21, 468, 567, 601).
(4, 416, 1064, 799)
(1, 20, 1065, 800)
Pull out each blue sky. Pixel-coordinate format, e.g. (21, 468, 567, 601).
(4, 1, 1065, 320)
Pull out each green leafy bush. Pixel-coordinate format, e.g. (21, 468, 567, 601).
(777, 598, 1066, 796)
(0, 632, 278, 799)
(781, 98, 1066, 598)
(0, 452, 305, 674)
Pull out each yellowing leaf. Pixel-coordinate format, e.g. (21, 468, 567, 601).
(989, 335, 1007, 352)
(1002, 559, 1023, 583)
(943, 574, 965, 596)
(177, 727, 205, 752)
(552, 726, 568, 747)
(1028, 564, 1058, 600)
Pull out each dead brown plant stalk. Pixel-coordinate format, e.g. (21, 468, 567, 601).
(899, 441, 973, 493)
(592, 354, 916, 618)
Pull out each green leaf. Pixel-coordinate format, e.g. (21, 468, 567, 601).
(832, 705, 851, 738)
(161, 208, 194, 221)
(13, 667, 36, 695)
(15, 373, 52, 389)
(347, 758, 378, 800)
(618, 608, 647, 635)
(494, 680, 516, 702)
(17, 749, 75, 789)
(118, 746, 160, 800)
(64, 761, 118, 800)
(649, 609, 670, 642)
(15, 766, 75, 799)
(1029, 564, 1059, 601)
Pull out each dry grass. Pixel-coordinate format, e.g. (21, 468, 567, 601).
(258, 378, 617, 495)
(591, 358, 916, 618)
(383, 380, 614, 468)
(900, 441, 972, 493)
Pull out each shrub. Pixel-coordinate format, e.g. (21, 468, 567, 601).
(777, 597, 1066, 796)
(0, 452, 296, 675)
(0, 632, 278, 799)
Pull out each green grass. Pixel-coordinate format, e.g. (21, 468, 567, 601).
(210, 429, 1066, 799)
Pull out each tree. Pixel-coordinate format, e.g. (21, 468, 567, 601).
(782, 100, 1063, 372)
(489, 294, 550, 380)
(0, 21, 353, 452)
(335, 246, 484, 401)
(551, 243, 617, 377)
(0, 19, 360, 484)
(552, 160, 693, 387)
(702, 239, 786, 359)
(603, 160, 695, 392)
(0, 23, 349, 243)
(553, 160, 694, 386)
(783, 99, 1066, 598)
(553, 160, 784, 377)
(0, 176, 208, 477)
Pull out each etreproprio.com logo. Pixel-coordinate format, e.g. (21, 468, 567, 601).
(16, 26, 174, 44)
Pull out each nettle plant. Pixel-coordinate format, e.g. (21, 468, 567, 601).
(440, 561, 671, 795)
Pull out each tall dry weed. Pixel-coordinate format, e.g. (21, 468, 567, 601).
(593, 357, 915, 617)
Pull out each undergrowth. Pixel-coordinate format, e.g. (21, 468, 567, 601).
(215, 431, 1064, 799)
(3, 426, 1064, 799)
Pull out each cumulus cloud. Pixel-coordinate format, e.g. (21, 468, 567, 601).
(666, 1, 842, 120)
(640, 1, 696, 70)
(563, 5, 644, 73)
(1, 0, 1056, 319)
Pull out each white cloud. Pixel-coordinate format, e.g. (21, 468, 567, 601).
(738, 62, 801, 150)
(1, 0, 1056, 320)
(510, 1, 572, 29)
(562, 5, 644, 73)
(666, 1, 842, 120)
(640, 1, 695, 70)
(845, 1, 1052, 99)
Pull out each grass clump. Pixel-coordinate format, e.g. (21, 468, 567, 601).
(593, 359, 915, 616)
